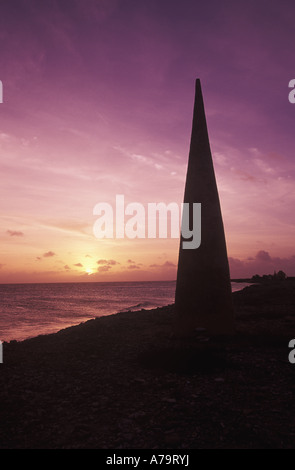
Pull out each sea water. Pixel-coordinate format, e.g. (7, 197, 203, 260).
(0, 281, 249, 342)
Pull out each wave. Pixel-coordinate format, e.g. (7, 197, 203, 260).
(119, 301, 158, 312)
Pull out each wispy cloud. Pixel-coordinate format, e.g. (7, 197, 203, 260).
(43, 251, 56, 258)
(7, 230, 24, 237)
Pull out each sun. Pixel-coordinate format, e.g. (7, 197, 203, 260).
(85, 268, 94, 275)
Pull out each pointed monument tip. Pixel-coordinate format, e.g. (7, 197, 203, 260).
(195, 79, 203, 96)
(193, 79, 204, 111)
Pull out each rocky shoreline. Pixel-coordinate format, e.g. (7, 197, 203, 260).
(1, 281, 295, 449)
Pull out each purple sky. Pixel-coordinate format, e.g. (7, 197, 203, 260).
(0, 0, 295, 282)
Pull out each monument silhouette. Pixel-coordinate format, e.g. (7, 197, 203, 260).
(175, 79, 234, 336)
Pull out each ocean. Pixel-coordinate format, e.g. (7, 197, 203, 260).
(0, 281, 249, 342)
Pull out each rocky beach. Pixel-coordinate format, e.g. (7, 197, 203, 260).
(1, 281, 295, 449)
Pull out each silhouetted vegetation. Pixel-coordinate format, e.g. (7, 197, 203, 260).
(251, 271, 287, 283)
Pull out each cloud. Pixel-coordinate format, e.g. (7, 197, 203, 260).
(128, 264, 140, 270)
(97, 259, 120, 266)
(74, 263, 83, 267)
(127, 259, 135, 264)
(150, 261, 176, 269)
(229, 251, 295, 278)
(41, 220, 89, 237)
(98, 265, 112, 273)
(0, 132, 11, 142)
(43, 251, 56, 258)
(96, 259, 121, 273)
(230, 168, 263, 183)
(255, 250, 272, 262)
(163, 261, 176, 268)
(114, 146, 168, 172)
(64, 265, 71, 271)
(228, 257, 245, 271)
(7, 230, 24, 237)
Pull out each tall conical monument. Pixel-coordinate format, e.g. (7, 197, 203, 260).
(175, 79, 234, 336)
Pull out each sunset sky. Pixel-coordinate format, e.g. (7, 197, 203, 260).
(1, 0, 295, 283)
